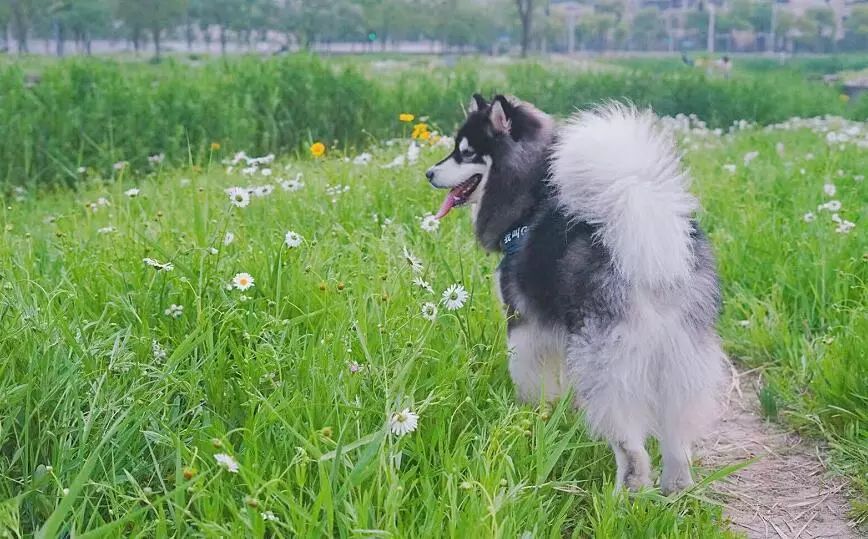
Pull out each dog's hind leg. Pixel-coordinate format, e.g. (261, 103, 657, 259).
(611, 437, 652, 492)
(659, 423, 694, 495)
(658, 336, 726, 494)
(567, 334, 652, 491)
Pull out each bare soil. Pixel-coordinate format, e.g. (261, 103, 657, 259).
(699, 366, 858, 539)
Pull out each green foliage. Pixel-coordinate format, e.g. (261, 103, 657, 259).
(1, 70, 866, 534)
(1, 55, 862, 188)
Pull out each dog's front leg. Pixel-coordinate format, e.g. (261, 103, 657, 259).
(507, 322, 566, 403)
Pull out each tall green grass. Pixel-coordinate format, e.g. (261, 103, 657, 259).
(0, 54, 862, 188)
(0, 74, 865, 535)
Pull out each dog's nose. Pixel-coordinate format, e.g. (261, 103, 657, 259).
(425, 169, 434, 181)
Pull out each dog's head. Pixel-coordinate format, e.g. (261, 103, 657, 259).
(427, 93, 539, 220)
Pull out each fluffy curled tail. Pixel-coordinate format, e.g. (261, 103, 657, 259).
(548, 103, 697, 287)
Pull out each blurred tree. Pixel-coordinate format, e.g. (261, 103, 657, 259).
(52, 0, 110, 55)
(685, 8, 709, 49)
(843, 5, 868, 51)
(116, 0, 187, 59)
(796, 7, 836, 52)
(196, 0, 242, 55)
(578, 12, 617, 51)
(773, 9, 796, 51)
(632, 8, 666, 51)
(9, 0, 51, 53)
(515, 0, 534, 57)
(0, 3, 10, 51)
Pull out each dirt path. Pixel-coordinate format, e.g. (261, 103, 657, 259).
(699, 366, 858, 539)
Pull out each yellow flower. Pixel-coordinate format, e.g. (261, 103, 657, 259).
(399, 113, 415, 123)
(310, 142, 326, 158)
(411, 122, 430, 140)
(210, 142, 221, 151)
(839, 94, 850, 103)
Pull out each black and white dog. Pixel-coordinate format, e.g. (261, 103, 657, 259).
(426, 94, 726, 494)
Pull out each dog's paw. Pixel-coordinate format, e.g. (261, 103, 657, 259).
(623, 470, 652, 492)
(660, 472, 694, 495)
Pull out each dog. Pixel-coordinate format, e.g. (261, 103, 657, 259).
(425, 94, 726, 494)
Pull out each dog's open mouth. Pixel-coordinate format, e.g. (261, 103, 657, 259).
(434, 174, 482, 220)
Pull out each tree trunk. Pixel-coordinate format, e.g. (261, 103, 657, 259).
(55, 20, 65, 57)
(153, 27, 161, 60)
(132, 26, 141, 53)
(186, 18, 195, 51)
(516, 0, 533, 57)
(11, 1, 29, 54)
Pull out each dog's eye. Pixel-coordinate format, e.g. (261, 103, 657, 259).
(461, 149, 475, 160)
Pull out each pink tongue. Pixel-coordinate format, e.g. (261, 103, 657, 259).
(434, 191, 457, 220)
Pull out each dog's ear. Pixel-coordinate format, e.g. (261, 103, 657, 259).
(468, 93, 487, 114)
(489, 95, 512, 136)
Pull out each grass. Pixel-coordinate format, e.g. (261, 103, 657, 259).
(2, 54, 865, 187)
(0, 103, 865, 536)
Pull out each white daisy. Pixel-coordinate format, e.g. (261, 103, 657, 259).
(402, 247, 423, 273)
(775, 142, 785, 156)
(412, 276, 434, 293)
(260, 168, 272, 177)
(226, 187, 250, 208)
(229, 151, 248, 165)
(406, 141, 420, 164)
(124, 188, 140, 198)
(280, 174, 304, 192)
(143, 258, 174, 272)
(97, 226, 116, 234)
(855, 175, 864, 182)
(441, 283, 469, 311)
(353, 152, 372, 165)
(803, 212, 816, 223)
(164, 304, 184, 318)
(284, 231, 303, 248)
(743, 151, 759, 166)
(152, 340, 168, 361)
(381, 154, 406, 169)
(835, 220, 855, 234)
(113, 161, 127, 171)
(214, 453, 239, 473)
(722, 164, 736, 173)
(223, 232, 235, 245)
(232, 272, 255, 291)
(148, 153, 165, 166)
(818, 200, 842, 212)
(96, 197, 110, 207)
(420, 215, 440, 233)
(261, 511, 279, 522)
(241, 166, 258, 176)
(421, 302, 438, 321)
(388, 408, 419, 437)
(208, 247, 219, 255)
(77, 166, 87, 174)
(823, 183, 836, 197)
